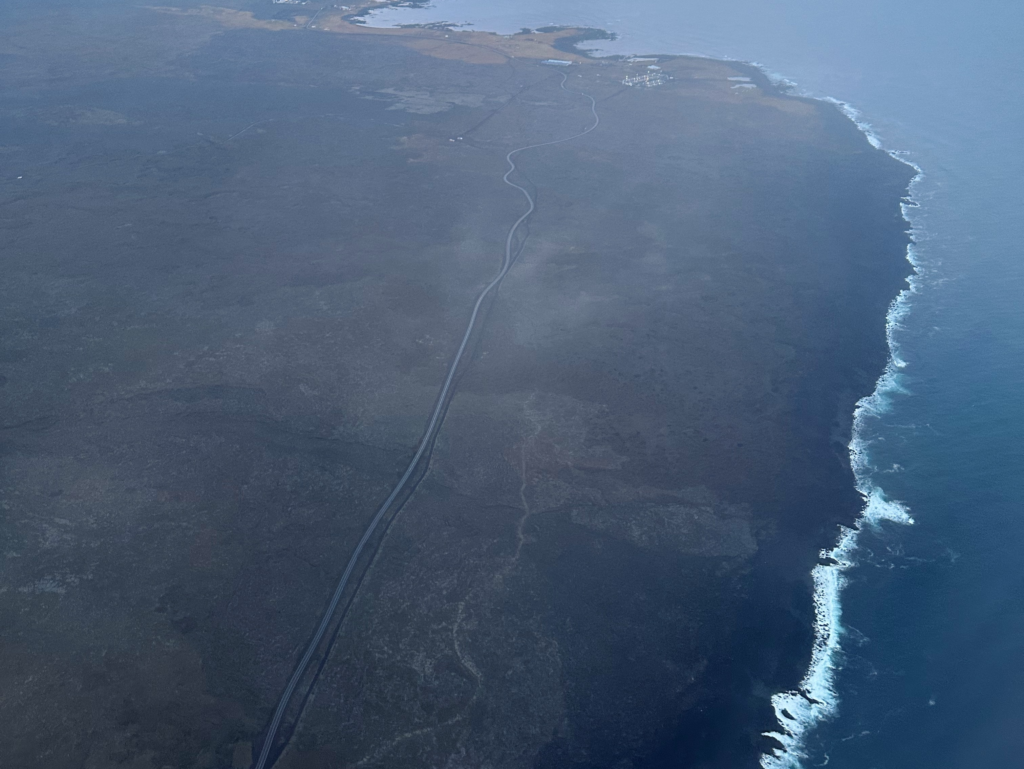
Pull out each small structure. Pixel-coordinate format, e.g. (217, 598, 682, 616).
(543, 59, 573, 66)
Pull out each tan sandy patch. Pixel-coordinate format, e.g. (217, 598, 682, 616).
(147, 6, 294, 31)
(149, 4, 595, 66)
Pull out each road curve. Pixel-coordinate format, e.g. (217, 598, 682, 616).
(253, 72, 599, 769)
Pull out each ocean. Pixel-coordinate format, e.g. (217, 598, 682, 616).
(363, 1, 1024, 766)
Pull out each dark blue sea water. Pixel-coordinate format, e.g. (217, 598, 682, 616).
(367, 2, 1024, 765)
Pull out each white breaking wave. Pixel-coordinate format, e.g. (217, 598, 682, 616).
(760, 82, 924, 769)
(822, 97, 884, 149)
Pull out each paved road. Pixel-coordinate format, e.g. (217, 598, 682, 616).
(253, 72, 599, 769)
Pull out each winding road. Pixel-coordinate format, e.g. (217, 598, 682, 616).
(253, 72, 600, 769)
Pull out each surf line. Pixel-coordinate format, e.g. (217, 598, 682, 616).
(758, 87, 923, 768)
(253, 72, 600, 769)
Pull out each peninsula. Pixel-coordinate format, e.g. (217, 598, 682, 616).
(0, 2, 915, 767)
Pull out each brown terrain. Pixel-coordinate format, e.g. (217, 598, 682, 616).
(0, 2, 915, 768)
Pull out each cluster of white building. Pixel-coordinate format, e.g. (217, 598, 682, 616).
(622, 72, 667, 88)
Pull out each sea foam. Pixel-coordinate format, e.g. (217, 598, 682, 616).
(759, 80, 924, 768)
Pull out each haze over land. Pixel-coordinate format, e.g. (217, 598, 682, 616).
(0, 2, 913, 767)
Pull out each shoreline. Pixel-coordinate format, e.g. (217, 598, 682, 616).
(755, 80, 924, 767)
